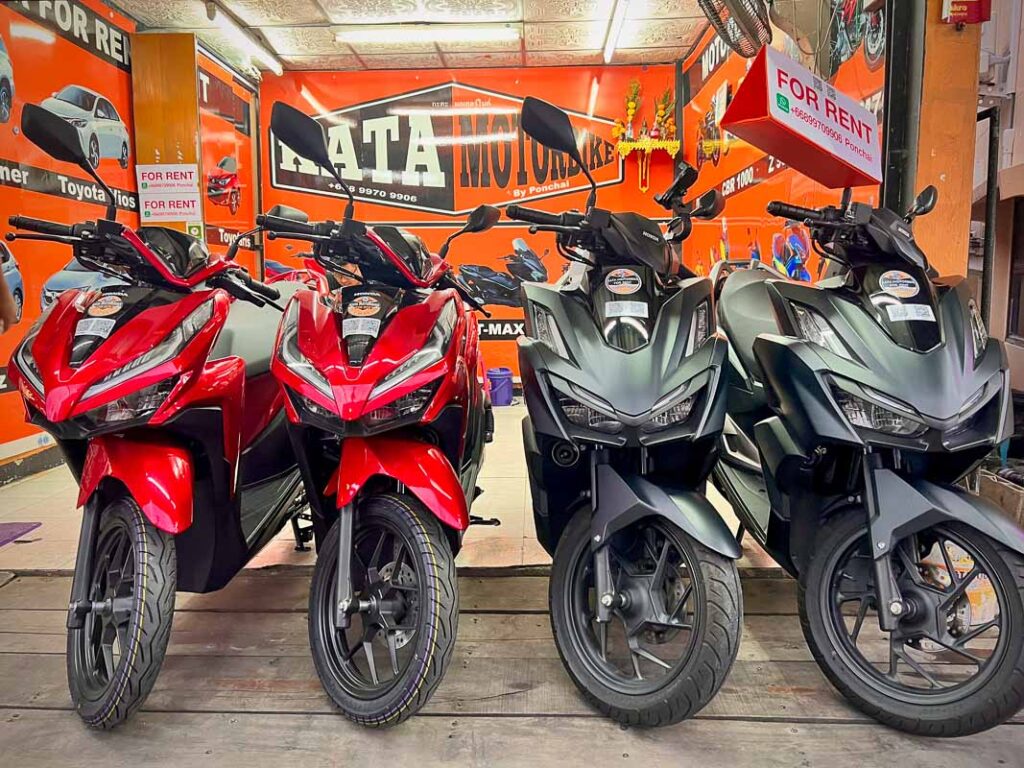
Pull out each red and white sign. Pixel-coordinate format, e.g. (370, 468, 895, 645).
(136, 163, 202, 222)
(942, 0, 991, 24)
(722, 47, 882, 188)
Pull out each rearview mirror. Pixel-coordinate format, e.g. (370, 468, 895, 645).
(521, 97, 582, 164)
(271, 102, 333, 173)
(908, 185, 938, 219)
(267, 204, 309, 223)
(22, 103, 89, 167)
(692, 190, 725, 220)
(464, 205, 500, 234)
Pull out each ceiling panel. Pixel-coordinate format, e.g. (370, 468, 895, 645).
(436, 33, 524, 52)
(258, 26, 349, 55)
(626, 0, 706, 19)
(612, 46, 691, 64)
(320, 0, 522, 24)
(442, 51, 524, 67)
(117, 0, 215, 29)
(345, 38, 441, 54)
(360, 52, 447, 69)
(522, 0, 613, 23)
(220, 0, 328, 26)
(617, 17, 702, 49)
(280, 54, 364, 70)
(524, 20, 607, 50)
(525, 49, 604, 66)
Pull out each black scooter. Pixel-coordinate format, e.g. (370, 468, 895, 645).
(711, 188, 1024, 736)
(512, 97, 741, 726)
(459, 239, 547, 307)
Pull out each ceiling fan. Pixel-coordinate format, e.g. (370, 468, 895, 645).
(697, 0, 773, 58)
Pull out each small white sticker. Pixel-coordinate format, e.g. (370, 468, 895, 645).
(605, 301, 649, 318)
(878, 270, 920, 299)
(343, 317, 381, 338)
(605, 268, 642, 295)
(885, 303, 935, 322)
(76, 318, 117, 337)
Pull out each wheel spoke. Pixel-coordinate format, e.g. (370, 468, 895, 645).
(651, 541, 671, 590)
(850, 598, 870, 644)
(100, 640, 115, 679)
(926, 635, 986, 666)
(391, 538, 406, 574)
(362, 641, 379, 685)
(368, 531, 387, 570)
(386, 632, 400, 677)
(893, 644, 942, 689)
(939, 567, 981, 612)
(939, 539, 961, 586)
(630, 641, 672, 670)
(955, 619, 999, 647)
(668, 583, 693, 621)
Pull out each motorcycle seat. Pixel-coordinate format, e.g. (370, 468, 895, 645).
(716, 269, 780, 384)
(211, 281, 303, 377)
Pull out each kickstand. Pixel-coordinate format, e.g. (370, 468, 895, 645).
(290, 509, 314, 552)
(469, 515, 501, 527)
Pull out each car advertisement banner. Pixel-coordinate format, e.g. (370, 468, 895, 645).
(679, 15, 886, 280)
(198, 51, 257, 275)
(260, 66, 679, 374)
(0, 0, 138, 469)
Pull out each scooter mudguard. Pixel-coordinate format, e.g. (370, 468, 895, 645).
(590, 463, 741, 559)
(78, 435, 194, 534)
(326, 436, 469, 531)
(867, 469, 1024, 558)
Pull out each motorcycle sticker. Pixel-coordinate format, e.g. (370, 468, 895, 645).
(885, 304, 935, 322)
(605, 268, 642, 295)
(75, 317, 117, 337)
(878, 270, 920, 299)
(347, 295, 381, 317)
(605, 300, 649, 319)
(87, 294, 124, 317)
(342, 317, 382, 338)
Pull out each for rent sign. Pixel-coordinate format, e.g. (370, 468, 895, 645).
(136, 163, 202, 222)
(722, 47, 882, 188)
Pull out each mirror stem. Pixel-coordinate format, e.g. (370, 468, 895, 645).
(82, 162, 117, 220)
(582, 165, 598, 211)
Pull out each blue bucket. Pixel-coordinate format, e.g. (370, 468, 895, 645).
(487, 367, 514, 406)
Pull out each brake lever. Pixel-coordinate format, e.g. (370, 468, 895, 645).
(5, 233, 82, 245)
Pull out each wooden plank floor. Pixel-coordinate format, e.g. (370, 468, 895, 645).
(0, 571, 1019, 767)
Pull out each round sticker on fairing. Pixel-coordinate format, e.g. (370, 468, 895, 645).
(605, 268, 642, 295)
(87, 294, 124, 317)
(878, 270, 920, 299)
(347, 295, 381, 317)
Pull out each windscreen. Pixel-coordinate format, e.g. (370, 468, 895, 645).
(373, 226, 434, 280)
(136, 227, 211, 279)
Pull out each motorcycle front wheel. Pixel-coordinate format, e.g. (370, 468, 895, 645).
(67, 497, 176, 729)
(308, 493, 458, 727)
(549, 508, 742, 726)
(800, 512, 1024, 736)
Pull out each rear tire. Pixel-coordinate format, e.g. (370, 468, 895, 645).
(549, 508, 742, 726)
(308, 493, 458, 726)
(67, 497, 176, 729)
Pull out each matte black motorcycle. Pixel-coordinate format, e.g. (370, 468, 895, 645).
(511, 97, 742, 726)
(711, 188, 1024, 736)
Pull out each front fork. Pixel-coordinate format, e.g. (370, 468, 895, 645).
(67, 497, 101, 630)
(334, 502, 356, 628)
(863, 452, 907, 632)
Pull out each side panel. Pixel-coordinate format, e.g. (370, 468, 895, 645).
(326, 436, 469, 531)
(78, 435, 193, 534)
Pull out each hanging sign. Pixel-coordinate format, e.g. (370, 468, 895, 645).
(942, 0, 991, 24)
(721, 46, 882, 188)
(136, 163, 202, 222)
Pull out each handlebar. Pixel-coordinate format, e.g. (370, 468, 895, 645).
(234, 268, 281, 301)
(8, 215, 74, 237)
(256, 214, 317, 236)
(766, 201, 821, 222)
(506, 205, 584, 227)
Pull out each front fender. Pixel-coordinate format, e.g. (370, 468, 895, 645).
(78, 436, 193, 534)
(325, 436, 469, 531)
(591, 464, 741, 559)
(869, 470, 1024, 557)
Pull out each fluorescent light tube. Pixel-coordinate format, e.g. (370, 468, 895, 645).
(603, 0, 629, 64)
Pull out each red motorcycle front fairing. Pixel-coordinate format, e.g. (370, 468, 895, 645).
(78, 435, 194, 533)
(325, 436, 469, 531)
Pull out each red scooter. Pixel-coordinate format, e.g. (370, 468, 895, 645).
(262, 102, 493, 725)
(6, 104, 306, 728)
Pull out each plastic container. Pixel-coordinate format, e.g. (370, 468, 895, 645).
(487, 367, 514, 406)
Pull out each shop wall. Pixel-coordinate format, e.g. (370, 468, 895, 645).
(198, 51, 259, 274)
(679, 21, 885, 278)
(259, 66, 678, 374)
(0, 0, 138, 467)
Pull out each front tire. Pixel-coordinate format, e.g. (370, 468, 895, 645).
(67, 497, 176, 729)
(308, 493, 458, 727)
(549, 508, 742, 726)
(800, 512, 1024, 736)
(12, 289, 22, 323)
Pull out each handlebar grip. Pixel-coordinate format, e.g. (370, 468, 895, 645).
(256, 214, 316, 236)
(766, 202, 820, 222)
(505, 205, 564, 226)
(8, 216, 73, 237)
(235, 269, 281, 301)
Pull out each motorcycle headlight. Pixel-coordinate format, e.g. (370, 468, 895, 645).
(13, 307, 53, 394)
(557, 393, 623, 434)
(643, 387, 701, 433)
(361, 382, 438, 431)
(968, 298, 988, 364)
(76, 378, 178, 431)
(791, 303, 852, 360)
(279, 301, 333, 400)
(532, 305, 569, 359)
(832, 385, 926, 437)
(82, 299, 214, 400)
(685, 301, 710, 356)
(370, 300, 456, 399)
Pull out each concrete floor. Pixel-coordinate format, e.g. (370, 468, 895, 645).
(0, 404, 775, 573)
